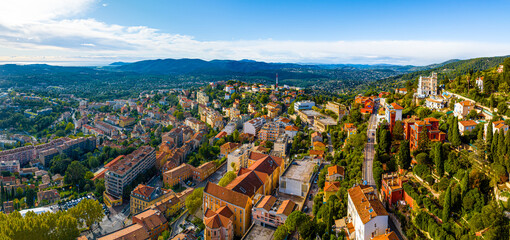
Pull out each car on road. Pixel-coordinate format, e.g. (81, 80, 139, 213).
(303, 206, 309, 213)
(309, 194, 313, 200)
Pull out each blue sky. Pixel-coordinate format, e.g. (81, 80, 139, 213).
(1, 0, 510, 65)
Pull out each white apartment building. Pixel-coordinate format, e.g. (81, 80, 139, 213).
(294, 101, 315, 112)
(347, 185, 389, 240)
(243, 117, 266, 135)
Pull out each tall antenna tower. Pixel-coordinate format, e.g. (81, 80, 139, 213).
(276, 73, 279, 89)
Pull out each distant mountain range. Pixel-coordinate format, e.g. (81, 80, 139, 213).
(112, 58, 317, 75)
(0, 56, 507, 95)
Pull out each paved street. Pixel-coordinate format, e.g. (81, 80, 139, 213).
(88, 203, 130, 239)
(363, 113, 377, 187)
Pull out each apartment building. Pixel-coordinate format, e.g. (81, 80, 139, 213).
(454, 100, 474, 118)
(347, 185, 389, 240)
(185, 117, 208, 133)
(0, 160, 20, 173)
(294, 100, 315, 112)
(252, 195, 296, 228)
(243, 117, 266, 135)
(380, 172, 412, 209)
(197, 91, 210, 105)
(314, 116, 337, 133)
(104, 146, 156, 207)
(0, 136, 96, 167)
(403, 117, 446, 151)
(385, 102, 403, 133)
(162, 162, 216, 187)
(130, 184, 167, 215)
(258, 122, 284, 142)
(425, 97, 446, 110)
(326, 101, 348, 119)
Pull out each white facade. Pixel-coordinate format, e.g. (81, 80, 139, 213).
(347, 194, 388, 240)
(454, 101, 474, 118)
(226, 144, 252, 172)
(425, 98, 446, 110)
(294, 101, 315, 112)
(476, 77, 484, 92)
(278, 158, 316, 197)
(417, 72, 438, 98)
(384, 103, 402, 123)
(243, 117, 266, 135)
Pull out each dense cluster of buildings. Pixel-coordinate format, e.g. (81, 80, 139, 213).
(0, 136, 96, 169)
(203, 151, 287, 239)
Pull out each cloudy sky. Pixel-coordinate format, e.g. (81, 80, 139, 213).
(1, 0, 510, 66)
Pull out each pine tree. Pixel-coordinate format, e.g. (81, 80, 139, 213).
(443, 185, 452, 222)
(434, 143, 444, 177)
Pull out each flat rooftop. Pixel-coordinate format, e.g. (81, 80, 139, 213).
(281, 159, 316, 182)
(300, 110, 321, 117)
(316, 117, 337, 125)
(242, 224, 275, 240)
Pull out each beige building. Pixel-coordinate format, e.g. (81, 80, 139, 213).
(417, 72, 438, 97)
(326, 101, 348, 119)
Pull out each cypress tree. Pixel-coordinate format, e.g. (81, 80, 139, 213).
(451, 119, 461, 147)
(487, 122, 493, 146)
(461, 172, 469, 198)
(398, 140, 411, 169)
(492, 131, 499, 162)
(506, 131, 510, 157)
(498, 131, 506, 161)
(443, 185, 452, 222)
(434, 143, 444, 177)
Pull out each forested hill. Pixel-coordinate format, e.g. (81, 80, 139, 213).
(386, 56, 509, 83)
(114, 59, 318, 75)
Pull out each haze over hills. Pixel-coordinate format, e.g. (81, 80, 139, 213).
(0, 56, 507, 97)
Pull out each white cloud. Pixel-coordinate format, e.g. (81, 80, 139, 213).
(0, 1, 510, 66)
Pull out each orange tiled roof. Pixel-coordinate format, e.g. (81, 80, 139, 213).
(390, 102, 404, 110)
(459, 120, 477, 127)
(132, 184, 155, 199)
(371, 232, 399, 240)
(256, 195, 277, 211)
(225, 171, 264, 197)
(324, 181, 341, 192)
(204, 182, 249, 208)
(347, 185, 388, 224)
(285, 125, 299, 131)
(458, 100, 473, 106)
(276, 200, 296, 216)
(97, 223, 149, 240)
(328, 165, 345, 177)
